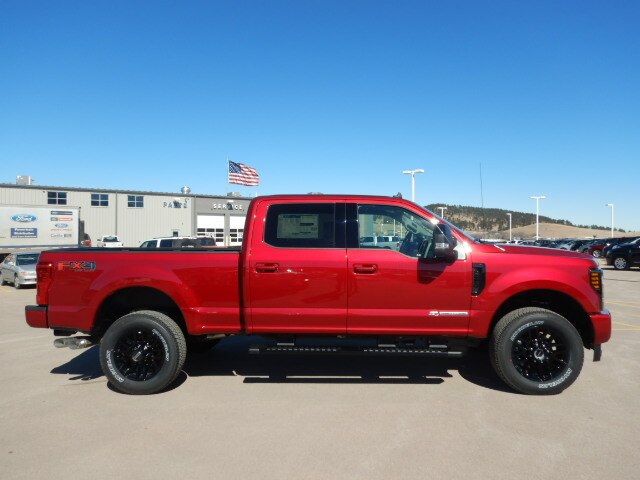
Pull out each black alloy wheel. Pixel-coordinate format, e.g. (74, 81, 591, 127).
(511, 324, 568, 383)
(112, 327, 166, 381)
(490, 307, 584, 395)
(99, 310, 186, 395)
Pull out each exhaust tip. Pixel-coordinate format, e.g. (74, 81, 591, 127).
(54, 337, 94, 349)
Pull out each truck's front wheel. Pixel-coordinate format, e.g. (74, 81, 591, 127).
(99, 310, 186, 395)
(490, 307, 584, 395)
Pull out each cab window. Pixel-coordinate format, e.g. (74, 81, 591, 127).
(356, 204, 436, 258)
(265, 203, 336, 248)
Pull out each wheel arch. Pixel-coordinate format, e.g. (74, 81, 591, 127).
(92, 286, 187, 338)
(489, 289, 594, 347)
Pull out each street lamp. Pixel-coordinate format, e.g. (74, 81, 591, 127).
(437, 206, 447, 219)
(402, 169, 425, 202)
(606, 203, 614, 238)
(530, 195, 546, 241)
(506, 212, 512, 242)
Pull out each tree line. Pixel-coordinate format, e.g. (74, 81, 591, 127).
(425, 204, 626, 233)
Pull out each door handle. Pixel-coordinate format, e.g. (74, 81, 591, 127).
(255, 263, 279, 273)
(353, 264, 377, 274)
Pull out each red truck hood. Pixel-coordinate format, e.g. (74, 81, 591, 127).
(479, 244, 593, 260)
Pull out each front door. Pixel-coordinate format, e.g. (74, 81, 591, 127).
(346, 203, 471, 336)
(247, 201, 348, 334)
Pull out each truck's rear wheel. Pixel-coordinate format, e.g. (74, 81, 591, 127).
(99, 310, 186, 395)
(490, 307, 584, 395)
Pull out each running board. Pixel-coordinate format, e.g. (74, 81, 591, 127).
(249, 344, 466, 357)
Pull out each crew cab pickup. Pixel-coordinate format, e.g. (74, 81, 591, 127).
(25, 195, 611, 395)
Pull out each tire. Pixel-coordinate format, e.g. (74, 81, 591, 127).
(592, 250, 602, 258)
(490, 307, 584, 395)
(613, 257, 629, 270)
(99, 310, 187, 395)
(14, 275, 21, 289)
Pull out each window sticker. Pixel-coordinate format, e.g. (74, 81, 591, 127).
(277, 214, 319, 239)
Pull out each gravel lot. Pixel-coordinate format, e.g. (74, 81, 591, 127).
(1, 264, 638, 480)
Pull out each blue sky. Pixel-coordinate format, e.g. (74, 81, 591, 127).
(1, 1, 638, 229)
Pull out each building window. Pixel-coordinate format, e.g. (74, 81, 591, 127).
(91, 193, 109, 207)
(47, 191, 67, 205)
(128, 195, 144, 208)
(264, 203, 336, 248)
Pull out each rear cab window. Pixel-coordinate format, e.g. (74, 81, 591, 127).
(264, 203, 337, 249)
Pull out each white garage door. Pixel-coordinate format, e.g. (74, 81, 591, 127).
(229, 216, 246, 247)
(197, 215, 225, 245)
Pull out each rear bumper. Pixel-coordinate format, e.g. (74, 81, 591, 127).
(25, 305, 48, 329)
(590, 309, 612, 345)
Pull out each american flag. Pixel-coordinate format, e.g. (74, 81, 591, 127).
(228, 160, 260, 186)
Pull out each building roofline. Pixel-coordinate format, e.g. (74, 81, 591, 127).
(0, 183, 253, 200)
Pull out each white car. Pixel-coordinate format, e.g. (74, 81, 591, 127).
(1, 252, 39, 288)
(139, 236, 217, 248)
(359, 235, 401, 250)
(96, 235, 123, 248)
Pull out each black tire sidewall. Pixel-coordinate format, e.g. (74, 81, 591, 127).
(496, 312, 583, 395)
(100, 314, 180, 395)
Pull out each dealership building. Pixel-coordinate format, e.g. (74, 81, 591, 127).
(0, 179, 252, 247)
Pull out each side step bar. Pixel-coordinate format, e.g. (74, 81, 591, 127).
(249, 344, 466, 357)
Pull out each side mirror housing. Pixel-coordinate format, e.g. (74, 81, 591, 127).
(432, 224, 458, 263)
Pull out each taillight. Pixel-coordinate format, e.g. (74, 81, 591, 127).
(36, 262, 53, 305)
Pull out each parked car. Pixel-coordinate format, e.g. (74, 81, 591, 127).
(96, 235, 123, 248)
(139, 236, 217, 248)
(605, 237, 640, 270)
(81, 233, 92, 247)
(359, 235, 401, 250)
(0, 252, 39, 289)
(577, 239, 600, 254)
(601, 237, 640, 258)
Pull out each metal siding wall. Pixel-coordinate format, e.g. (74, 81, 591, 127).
(65, 191, 116, 244)
(0, 187, 48, 206)
(116, 194, 192, 247)
(1, 187, 260, 248)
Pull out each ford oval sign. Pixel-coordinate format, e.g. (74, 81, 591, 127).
(55, 223, 69, 228)
(11, 214, 38, 223)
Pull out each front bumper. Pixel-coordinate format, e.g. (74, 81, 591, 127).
(590, 309, 612, 345)
(25, 305, 48, 329)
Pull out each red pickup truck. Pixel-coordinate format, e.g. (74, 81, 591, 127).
(26, 195, 611, 395)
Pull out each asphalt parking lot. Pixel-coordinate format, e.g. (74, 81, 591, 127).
(1, 265, 638, 480)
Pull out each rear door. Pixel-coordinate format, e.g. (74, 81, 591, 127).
(247, 201, 348, 334)
(346, 202, 471, 336)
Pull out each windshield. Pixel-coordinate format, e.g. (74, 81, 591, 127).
(417, 205, 477, 243)
(17, 254, 39, 266)
(102, 236, 119, 242)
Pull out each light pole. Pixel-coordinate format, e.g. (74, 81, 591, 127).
(606, 203, 614, 237)
(437, 206, 447, 219)
(530, 195, 546, 241)
(507, 212, 512, 242)
(402, 169, 425, 202)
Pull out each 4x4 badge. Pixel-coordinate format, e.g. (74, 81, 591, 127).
(57, 261, 96, 272)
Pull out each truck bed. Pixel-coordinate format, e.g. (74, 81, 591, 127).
(37, 248, 243, 335)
